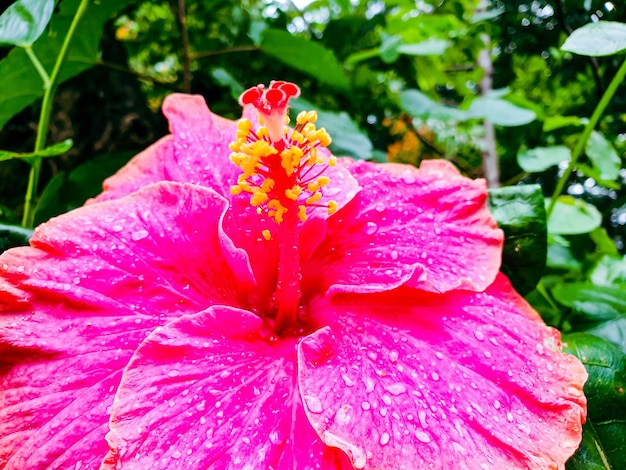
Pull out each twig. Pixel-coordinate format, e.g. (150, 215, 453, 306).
(176, 0, 191, 93)
(190, 45, 260, 61)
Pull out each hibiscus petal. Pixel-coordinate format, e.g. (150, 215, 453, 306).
(103, 306, 352, 470)
(305, 159, 503, 294)
(298, 275, 587, 470)
(94, 94, 240, 204)
(0, 182, 254, 468)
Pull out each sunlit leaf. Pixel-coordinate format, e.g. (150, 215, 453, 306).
(0, 139, 72, 163)
(0, 0, 54, 46)
(517, 146, 571, 173)
(467, 97, 536, 126)
(0, 223, 33, 253)
(547, 196, 602, 235)
(0, 0, 134, 129)
(561, 21, 626, 57)
(586, 131, 621, 181)
(260, 28, 349, 91)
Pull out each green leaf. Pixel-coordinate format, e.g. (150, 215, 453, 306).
(547, 235, 583, 271)
(563, 333, 626, 470)
(586, 131, 621, 181)
(488, 184, 547, 295)
(517, 146, 571, 173)
(290, 98, 373, 160)
(260, 29, 350, 91)
(547, 196, 602, 235)
(0, 139, 72, 164)
(0, 0, 54, 46)
(467, 97, 536, 126)
(399, 89, 464, 120)
(34, 150, 135, 224)
(396, 39, 450, 56)
(0, 0, 134, 130)
(554, 282, 626, 352)
(0, 223, 33, 253)
(590, 255, 626, 287)
(561, 21, 626, 57)
(543, 115, 583, 132)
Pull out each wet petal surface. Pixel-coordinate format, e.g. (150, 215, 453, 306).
(0, 182, 253, 468)
(298, 275, 587, 470)
(104, 306, 352, 470)
(305, 160, 503, 295)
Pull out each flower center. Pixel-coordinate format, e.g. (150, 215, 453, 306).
(229, 81, 337, 335)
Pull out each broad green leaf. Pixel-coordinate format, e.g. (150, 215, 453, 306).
(576, 163, 621, 190)
(210, 68, 244, 101)
(290, 98, 373, 160)
(590, 229, 621, 258)
(379, 34, 402, 63)
(543, 115, 583, 132)
(399, 89, 464, 120)
(0, 0, 134, 130)
(397, 39, 450, 56)
(467, 97, 536, 126)
(34, 150, 135, 224)
(547, 196, 602, 235)
(517, 146, 571, 173)
(546, 234, 583, 271)
(590, 255, 626, 287)
(561, 21, 626, 57)
(563, 333, 626, 470)
(0, 0, 54, 46)
(488, 184, 547, 295)
(0, 139, 72, 164)
(554, 282, 626, 352)
(0, 223, 33, 253)
(471, 6, 505, 23)
(586, 131, 621, 181)
(260, 29, 349, 91)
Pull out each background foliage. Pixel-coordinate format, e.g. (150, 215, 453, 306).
(1, 0, 625, 467)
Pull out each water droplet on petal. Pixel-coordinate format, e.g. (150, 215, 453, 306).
(474, 330, 485, 341)
(431, 372, 440, 381)
(131, 229, 149, 241)
(304, 395, 323, 413)
(365, 221, 378, 235)
(415, 430, 431, 443)
(379, 432, 390, 446)
(361, 401, 371, 411)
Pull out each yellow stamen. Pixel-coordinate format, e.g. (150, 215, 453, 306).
(328, 200, 338, 215)
(298, 205, 307, 222)
(306, 192, 322, 205)
(262, 229, 272, 241)
(285, 186, 302, 200)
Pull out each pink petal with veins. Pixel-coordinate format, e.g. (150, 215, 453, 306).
(298, 274, 586, 470)
(0, 182, 254, 468)
(304, 159, 503, 295)
(103, 306, 352, 470)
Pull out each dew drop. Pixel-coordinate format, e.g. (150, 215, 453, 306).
(131, 229, 149, 241)
(430, 372, 440, 381)
(365, 222, 378, 235)
(493, 399, 501, 410)
(361, 401, 371, 411)
(305, 395, 323, 414)
(171, 450, 182, 459)
(415, 430, 431, 443)
(379, 432, 390, 446)
(167, 370, 180, 378)
(112, 225, 124, 232)
(474, 330, 485, 341)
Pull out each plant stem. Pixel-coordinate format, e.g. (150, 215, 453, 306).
(21, 0, 89, 228)
(546, 57, 626, 219)
(176, 0, 192, 93)
(24, 46, 50, 88)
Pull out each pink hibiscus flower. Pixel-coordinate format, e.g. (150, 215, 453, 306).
(0, 81, 586, 469)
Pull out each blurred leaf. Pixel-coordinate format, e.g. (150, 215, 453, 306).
(488, 184, 547, 295)
(586, 131, 621, 181)
(590, 230, 621, 258)
(0, 0, 134, 129)
(399, 89, 464, 120)
(547, 196, 602, 235)
(590, 255, 626, 287)
(547, 234, 583, 271)
(517, 146, 571, 173)
(397, 39, 451, 56)
(290, 98, 373, 159)
(471, 7, 505, 23)
(576, 164, 621, 190)
(0, 223, 33, 253)
(0, 139, 72, 163)
(260, 29, 349, 91)
(563, 333, 626, 470)
(34, 150, 135, 224)
(0, 0, 54, 46)
(543, 115, 582, 132)
(210, 68, 244, 101)
(379, 34, 402, 63)
(554, 282, 626, 352)
(561, 21, 626, 57)
(467, 97, 536, 126)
